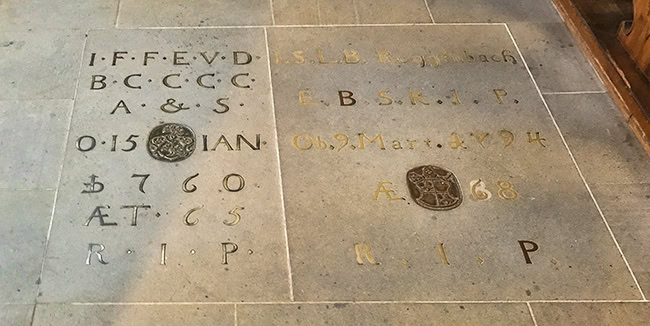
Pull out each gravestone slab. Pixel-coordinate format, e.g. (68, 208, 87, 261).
(39, 28, 292, 302)
(268, 25, 640, 301)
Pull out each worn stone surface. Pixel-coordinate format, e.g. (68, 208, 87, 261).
(0, 190, 54, 303)
(545, 94, 650, 184)
(238, 303, 534, 325)
(38, 29, 291, 302)
(32, 304, 234, 325)
(268, 25, 639, 301)
(0, 0, 118, 31)
(509, 23, 604, 93)
(532, 303, 650, 325)
(118, 0, 273, 27)
(428, 0, 562, 23)
(0, 305, 33, 326)
(0, 31, 85, 100)
(1, 1, 649, 324)
(273, 0, 432, 25)
(591, 183, 650, 295)
(0, 100, 72, 189)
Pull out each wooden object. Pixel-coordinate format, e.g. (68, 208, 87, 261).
(552, 0, 650, 155)
(619, 0, 650, 78)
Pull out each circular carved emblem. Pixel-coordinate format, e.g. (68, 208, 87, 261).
(147, 123, 196, 162)
(407, 165, 463, 211)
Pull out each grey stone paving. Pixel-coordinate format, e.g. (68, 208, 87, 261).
(1, 0, 649, 325)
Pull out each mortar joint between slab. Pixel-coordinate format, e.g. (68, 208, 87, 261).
(423, 0, 435, 23)
(33, 28, 91, 305)
(263, 26, 295, 302)
(526, 302, 539, 326)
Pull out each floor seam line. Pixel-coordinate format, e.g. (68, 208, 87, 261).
(423, 0, 435, 23)
(268, 0, 276, 25)
(504, 23, 648, 301)
(61, 299, 650, 305)
(234, 303, 238, 326)
(115, 0, 123, 28)
(527, 302, 540, 326)
(263, 27, 295, 302)
(542, 91, 608, 95)
(111, 22, 506, 30)
(33, 30, 90, 306)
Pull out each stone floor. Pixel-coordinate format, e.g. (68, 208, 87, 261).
(1, 0, 650, 325)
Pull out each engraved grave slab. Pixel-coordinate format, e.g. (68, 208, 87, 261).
(268, 26, 641, 301)
(39, 29, 291, 302)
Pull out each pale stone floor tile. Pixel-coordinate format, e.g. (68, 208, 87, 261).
(0, 0, 118, 31)
(0, 305, 34, 326)
(117, 0, 273, 27)
(0, 30, 86, 100)
(38, 28, 291, 303)
(31, 304, 234, 326)
(237, 303, 534, 325)
(0, 2, 648, 325)
(531, 303, 650, 326)
(273, 0, 432, 25)
(268, 26, 640, 301)
(428, 0, 562, 23)
(544, 94, 650, 184)
(0, 190, 54, 304)
(509, 23, 604, 93)
(0, 100, 73, 189)
(590, 183, 650, 296)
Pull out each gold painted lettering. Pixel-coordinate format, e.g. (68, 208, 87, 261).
(318, 49, 337, 64)
(409, 90, 430, 105)
(470, 179, 492, 200)
(448, 132, 467, 149)
(437, 243, 450, 265)
(497, 180, 519, 200)
(494, 89, 508, 104)
(355, 243, 379, 265)
(299, 90, 317, 107)
(378, 90, 393, 105)
(344, 49, 360, 64)
(359, 133, 385, 149)
(373, 182, 401, 201)
(292, 134, 313, 150)
(499, 130, 515, 148)
(527, 132, 547, 147)
(451, 89, 461, 105)
(376, 50, 396, 63)
(471, 132, 490, 147)
(292, 50, 305, 64)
